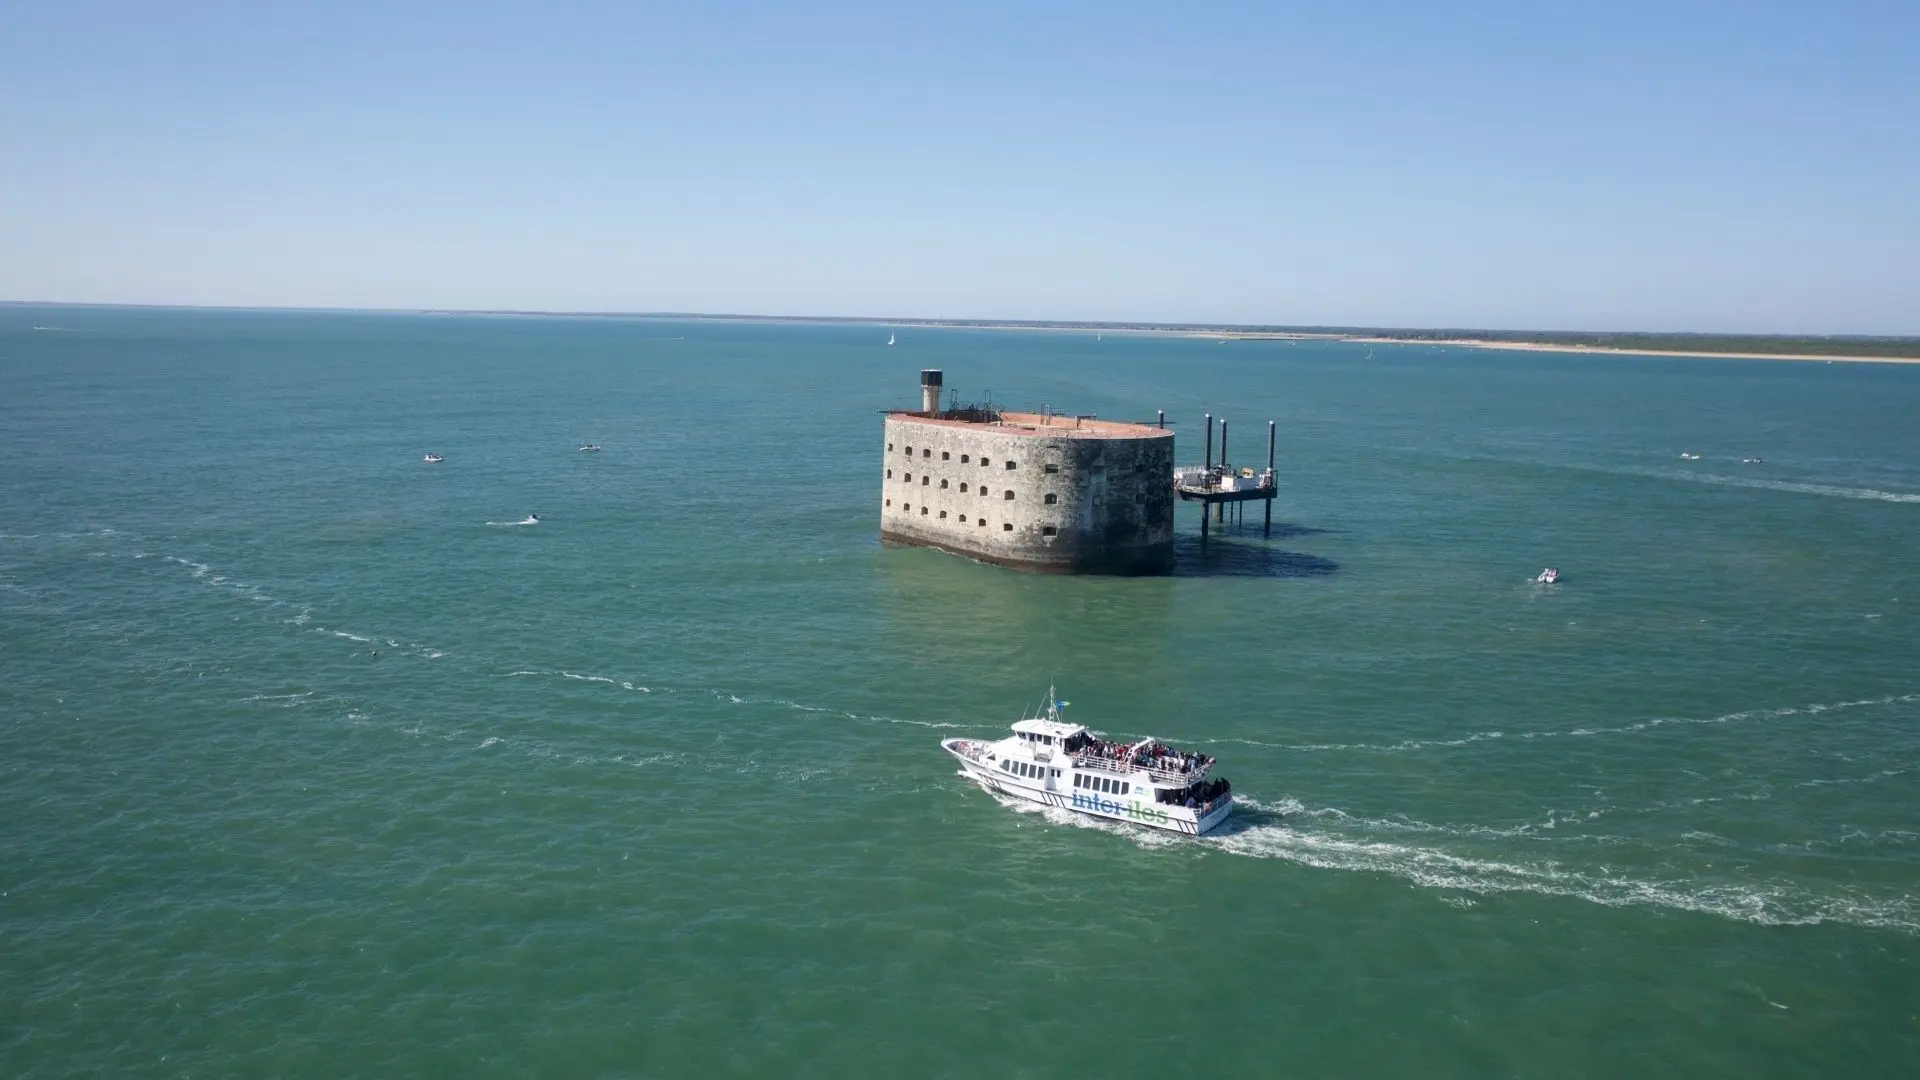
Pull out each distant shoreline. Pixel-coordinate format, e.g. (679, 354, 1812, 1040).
(7, 300, 1917, 362)
(1339, 337, 1920, 365)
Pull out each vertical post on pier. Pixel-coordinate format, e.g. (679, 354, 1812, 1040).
(1157, 410, 1164, 429)
(1265, 420, 1275, 538)
(1200, 494, 1209, 550)
(1203, 413, 1212, 468)
(1217, 419, 1228, 522)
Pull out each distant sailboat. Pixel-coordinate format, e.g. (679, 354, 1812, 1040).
(887, 331, 896, 346)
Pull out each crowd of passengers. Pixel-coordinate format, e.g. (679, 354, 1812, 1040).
(1155, 777, 1232, 810)
(1060, 733, 1215, 775)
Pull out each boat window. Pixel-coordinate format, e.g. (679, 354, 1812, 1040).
(1052, 769, 1060, 778)
(1120, 783, 1130, 795)
(1044, 493, 1057, 505)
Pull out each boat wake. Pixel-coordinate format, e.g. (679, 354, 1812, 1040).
(492, 668, 968, 727)
(1204, 798, 1919, 933)
(977, 779, 1918, 932)
(1186, 692, 1920, 754)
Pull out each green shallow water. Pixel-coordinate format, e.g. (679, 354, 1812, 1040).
(2, 306, 1916, 1077)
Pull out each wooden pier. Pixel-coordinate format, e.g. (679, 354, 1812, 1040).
(1173, 414, 1277, 546)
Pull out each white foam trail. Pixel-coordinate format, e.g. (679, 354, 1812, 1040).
(1207, 798, 1918, 932)
(330, 630, 374, 643)
(1674, 472, 1920, 504)
(477, 737, 500, 749)
(1198, 693, 1920, 754)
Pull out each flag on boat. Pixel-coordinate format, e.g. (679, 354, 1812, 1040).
(1055, 700, 1070, 709)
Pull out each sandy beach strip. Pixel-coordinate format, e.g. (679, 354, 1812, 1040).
(1341, 337, 1920, 365)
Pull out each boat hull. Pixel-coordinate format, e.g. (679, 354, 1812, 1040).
(942, 739, 1231, 837)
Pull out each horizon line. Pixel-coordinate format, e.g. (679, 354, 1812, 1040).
(3, 299, 1916, 342)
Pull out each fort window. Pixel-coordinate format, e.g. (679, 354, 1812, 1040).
(922, 449, 930, 458)
(921, 506, 928, 515)
(1044, 464, 1059, 474)
(886, 469, 892, 479)
(1041, 526, 1057, 537)
(978, 519, 987, 528)
(1043, 493, 1057, 505)
(903, 503, 910, 512)
(961, 454, 970, 463)
(1003, 490, 1014, 500)
(981, 458, 991, 467)
(941, 451, 950, 460)
(921, 476, 929, 485)
(904, 446, 912, 456)
(939, 510, 948, 519)
(885, 499, 891, 506)
(959, 514, 967, 523)
(1003, 523, 1013, 532)
(959, 483, 968, 493)
(1005, 460, 1017, 470)
(940, 479, 948, 488)
(904, 472, 912, 482)
(887, 443, 894, 451)
(979, 488, 987, 497)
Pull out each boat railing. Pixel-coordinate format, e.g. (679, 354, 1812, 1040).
(1069, 750, 1213, 782)
(1142, 760, 1214, 783)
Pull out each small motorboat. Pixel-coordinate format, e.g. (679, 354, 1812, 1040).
(578, 444, 601, 452)
(1742, 456, 1764, 464)
(1679, 452, 1701, 460)
(423, 453, 444, 463)
(520, 513, 539, 525)
(1535, 567, 1561, 584)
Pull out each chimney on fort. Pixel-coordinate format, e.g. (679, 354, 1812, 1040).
(919, 369, 943, 413)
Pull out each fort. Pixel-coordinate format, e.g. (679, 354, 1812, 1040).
(880, 370, 1176, 574)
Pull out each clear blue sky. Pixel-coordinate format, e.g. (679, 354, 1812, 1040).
(2, 2, 1915, 332)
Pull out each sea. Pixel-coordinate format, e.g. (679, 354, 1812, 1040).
(2, 305, 1916, 1077)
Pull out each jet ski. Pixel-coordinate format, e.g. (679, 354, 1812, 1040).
(1535, 568, 1560, 584)
(423, 454, 444, 463)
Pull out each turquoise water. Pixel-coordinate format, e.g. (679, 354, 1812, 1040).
(2, 306, 1916, 1077)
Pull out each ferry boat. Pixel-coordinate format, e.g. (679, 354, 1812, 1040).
(941, 691, 1232, 836)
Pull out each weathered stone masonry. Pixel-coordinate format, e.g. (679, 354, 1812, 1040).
(879, 409, 1175, 574)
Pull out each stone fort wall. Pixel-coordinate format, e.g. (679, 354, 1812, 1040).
(879, 412, 1174, 574)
